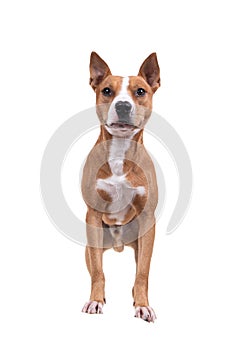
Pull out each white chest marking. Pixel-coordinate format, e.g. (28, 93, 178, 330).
(108, 137, 130, 175)
(96, 136, 145, 225)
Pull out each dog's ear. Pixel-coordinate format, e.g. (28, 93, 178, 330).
(138, 53, 160, 92)
(89, 52, 112, 90)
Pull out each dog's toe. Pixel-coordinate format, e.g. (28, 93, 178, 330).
(82, 301, 103, 314)
(134, 306, 156, 323)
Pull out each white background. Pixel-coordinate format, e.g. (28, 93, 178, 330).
(0, 0, 233, 349)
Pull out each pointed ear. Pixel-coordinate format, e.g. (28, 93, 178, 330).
(89, 52, 112, 90)
(138, 53, 160, 92)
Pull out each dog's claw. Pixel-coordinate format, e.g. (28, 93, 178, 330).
(134, 306, 156, 323)
(82, 301, 103, 314)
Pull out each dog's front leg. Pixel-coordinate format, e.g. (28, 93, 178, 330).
(133, 217, 156, 322)
(82, 208, 105, 314)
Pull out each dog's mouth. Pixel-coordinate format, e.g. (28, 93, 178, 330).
(107, 122, 136, 131)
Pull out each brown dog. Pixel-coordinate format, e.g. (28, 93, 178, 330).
(81, 52, 160, 322)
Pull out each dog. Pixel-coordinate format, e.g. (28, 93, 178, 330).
(81, 52, 160, 322)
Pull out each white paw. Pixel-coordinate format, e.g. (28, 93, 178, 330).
(82, 301, 103, 314)
(134, 306, 156, 323)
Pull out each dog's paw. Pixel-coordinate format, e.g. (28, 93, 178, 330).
(82, 301, 103, 314)
(134, 306, 156, 323)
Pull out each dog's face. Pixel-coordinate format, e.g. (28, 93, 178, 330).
(90, 52, 160, 137)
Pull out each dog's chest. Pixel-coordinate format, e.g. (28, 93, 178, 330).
(96, 137, 145, 225)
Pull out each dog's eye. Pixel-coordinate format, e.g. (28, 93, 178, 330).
(135, 88, 146, 97)
(102, 87, 112, 96)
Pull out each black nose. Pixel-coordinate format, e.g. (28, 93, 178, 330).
(115, 101, 132, 120)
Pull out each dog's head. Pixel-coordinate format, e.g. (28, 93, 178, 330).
(89, 52, 160, 137)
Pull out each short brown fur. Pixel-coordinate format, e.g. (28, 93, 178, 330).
(81, 52, 160, 322)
